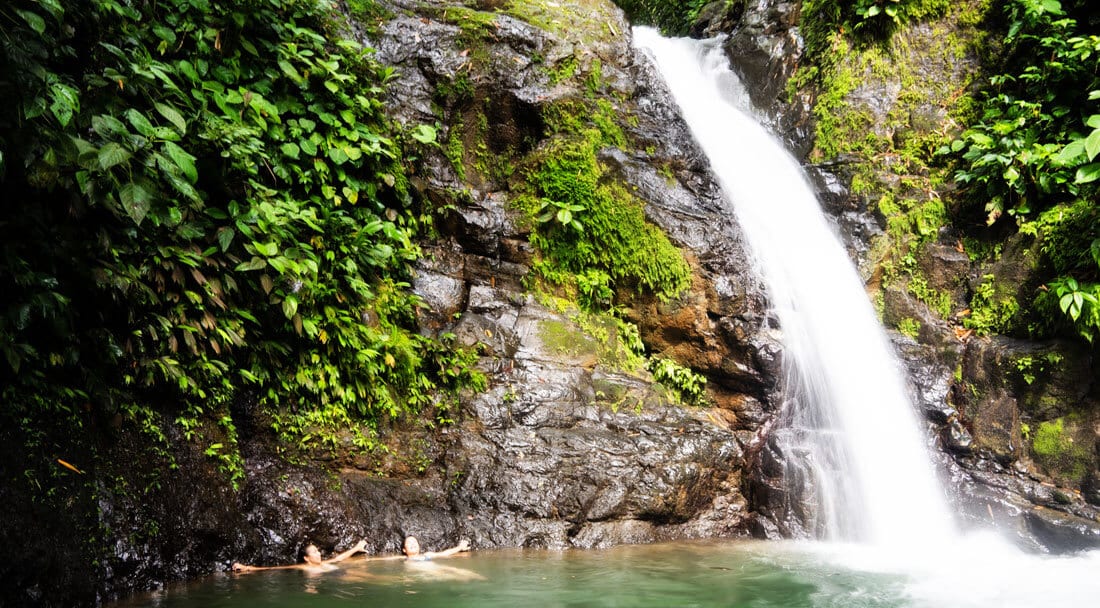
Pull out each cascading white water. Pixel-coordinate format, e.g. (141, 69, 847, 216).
(633, 27, 956, 550)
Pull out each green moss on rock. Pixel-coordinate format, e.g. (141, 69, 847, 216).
(1032, 416, 1093, 484)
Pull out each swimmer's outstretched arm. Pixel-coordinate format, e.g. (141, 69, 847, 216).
(231, 562, 299, 573)
(365, 554, 407, 561)
(324, 540, 367, 564)
(425, 539, 471, 559)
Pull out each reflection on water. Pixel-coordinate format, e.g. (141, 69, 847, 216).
(109, 538, 1100, 608)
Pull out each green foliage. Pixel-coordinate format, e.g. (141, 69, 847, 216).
(942, 0, 1100, 343)
(965, 274, 1022, 335)
(801, 0, 950, 58)
(647, 357, 707, 405)
(346, 0, 395, 36)
(0, 0, 484, 483)
(525, 134, 691, 302)
(1044, 276, 1100, 341)
(896, 317, 922, 338)
(613, 0, 717, 36)
(1012, 352, 1062, 385)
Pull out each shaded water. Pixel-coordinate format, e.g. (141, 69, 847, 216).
(113, 540, 1100, 608)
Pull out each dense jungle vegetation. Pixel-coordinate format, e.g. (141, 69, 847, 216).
(810, 0, 1100, 345)
(0, 0, 487, 490)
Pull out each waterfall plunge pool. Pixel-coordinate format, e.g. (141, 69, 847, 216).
(113, 539, 1100, 608)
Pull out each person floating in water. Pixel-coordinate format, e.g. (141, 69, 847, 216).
(232, 540, 367, 573)
(368, 535, 472, 562)
(402, 536, 470, 561)
(372, 536, 482, 581)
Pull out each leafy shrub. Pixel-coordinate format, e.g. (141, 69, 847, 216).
(0, 0, 482, 476)
(942, 0, 1100, 343)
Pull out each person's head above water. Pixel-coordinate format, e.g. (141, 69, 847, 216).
(403, 536, 421, 556)
(303, 544, 323, 565)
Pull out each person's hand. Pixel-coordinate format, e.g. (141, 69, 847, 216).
(457, 539, 470, 552)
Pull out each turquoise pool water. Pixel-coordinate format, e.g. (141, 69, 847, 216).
(112, 538, 1100, 608)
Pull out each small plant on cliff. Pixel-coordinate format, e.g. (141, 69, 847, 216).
(648, 357, 708, 405)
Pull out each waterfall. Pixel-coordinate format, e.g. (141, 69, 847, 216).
(633, 28, 956, 550)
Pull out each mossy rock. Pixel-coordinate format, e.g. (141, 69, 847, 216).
(1030, 415, 1096, 487)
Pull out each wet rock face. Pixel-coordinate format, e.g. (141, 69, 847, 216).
(372, 0, 780, 550)
(721, 0, 813, 156)
(893, 330, 1100, 552)
(441, 299, 753, 548)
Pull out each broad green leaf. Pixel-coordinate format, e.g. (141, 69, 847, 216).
(1055, 139, 1086, 164)
(92, 114, 129, 137)
(411, 124, 437, 144)
(162, 141, 198, 182)
(253, 241, 279, 256)
(36, 0, 64, 19)
(235, 257, 267, 271)
(1085, 129, 1100, 161)
(155, 102, 187, 134)
(969, 132, 993, 147)
(328, 147, 350, 164)
(97, 142, 131, 169)
(278, 59, 303, 83)
(282, 296, 298, 320)
(216, 227, 235, 252)
(1087, 115, 1100, 129)
(267, 256, 290, 274)
(16, 10, 46, 34)
(126, 109, 157, 137)
(49, 84, 79, 128)
(119, 181, 153, 225)
(280, 143, 300, 159)
(1075, 162, 1100, 184)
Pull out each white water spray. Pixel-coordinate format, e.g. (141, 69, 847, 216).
(633, 27, 955, 550)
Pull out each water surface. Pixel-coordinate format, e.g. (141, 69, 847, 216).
(114, 539, 1100, 608)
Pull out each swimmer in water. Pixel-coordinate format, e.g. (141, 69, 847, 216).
(232, 540, 367, 573)
(402, 536, 470, 561)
